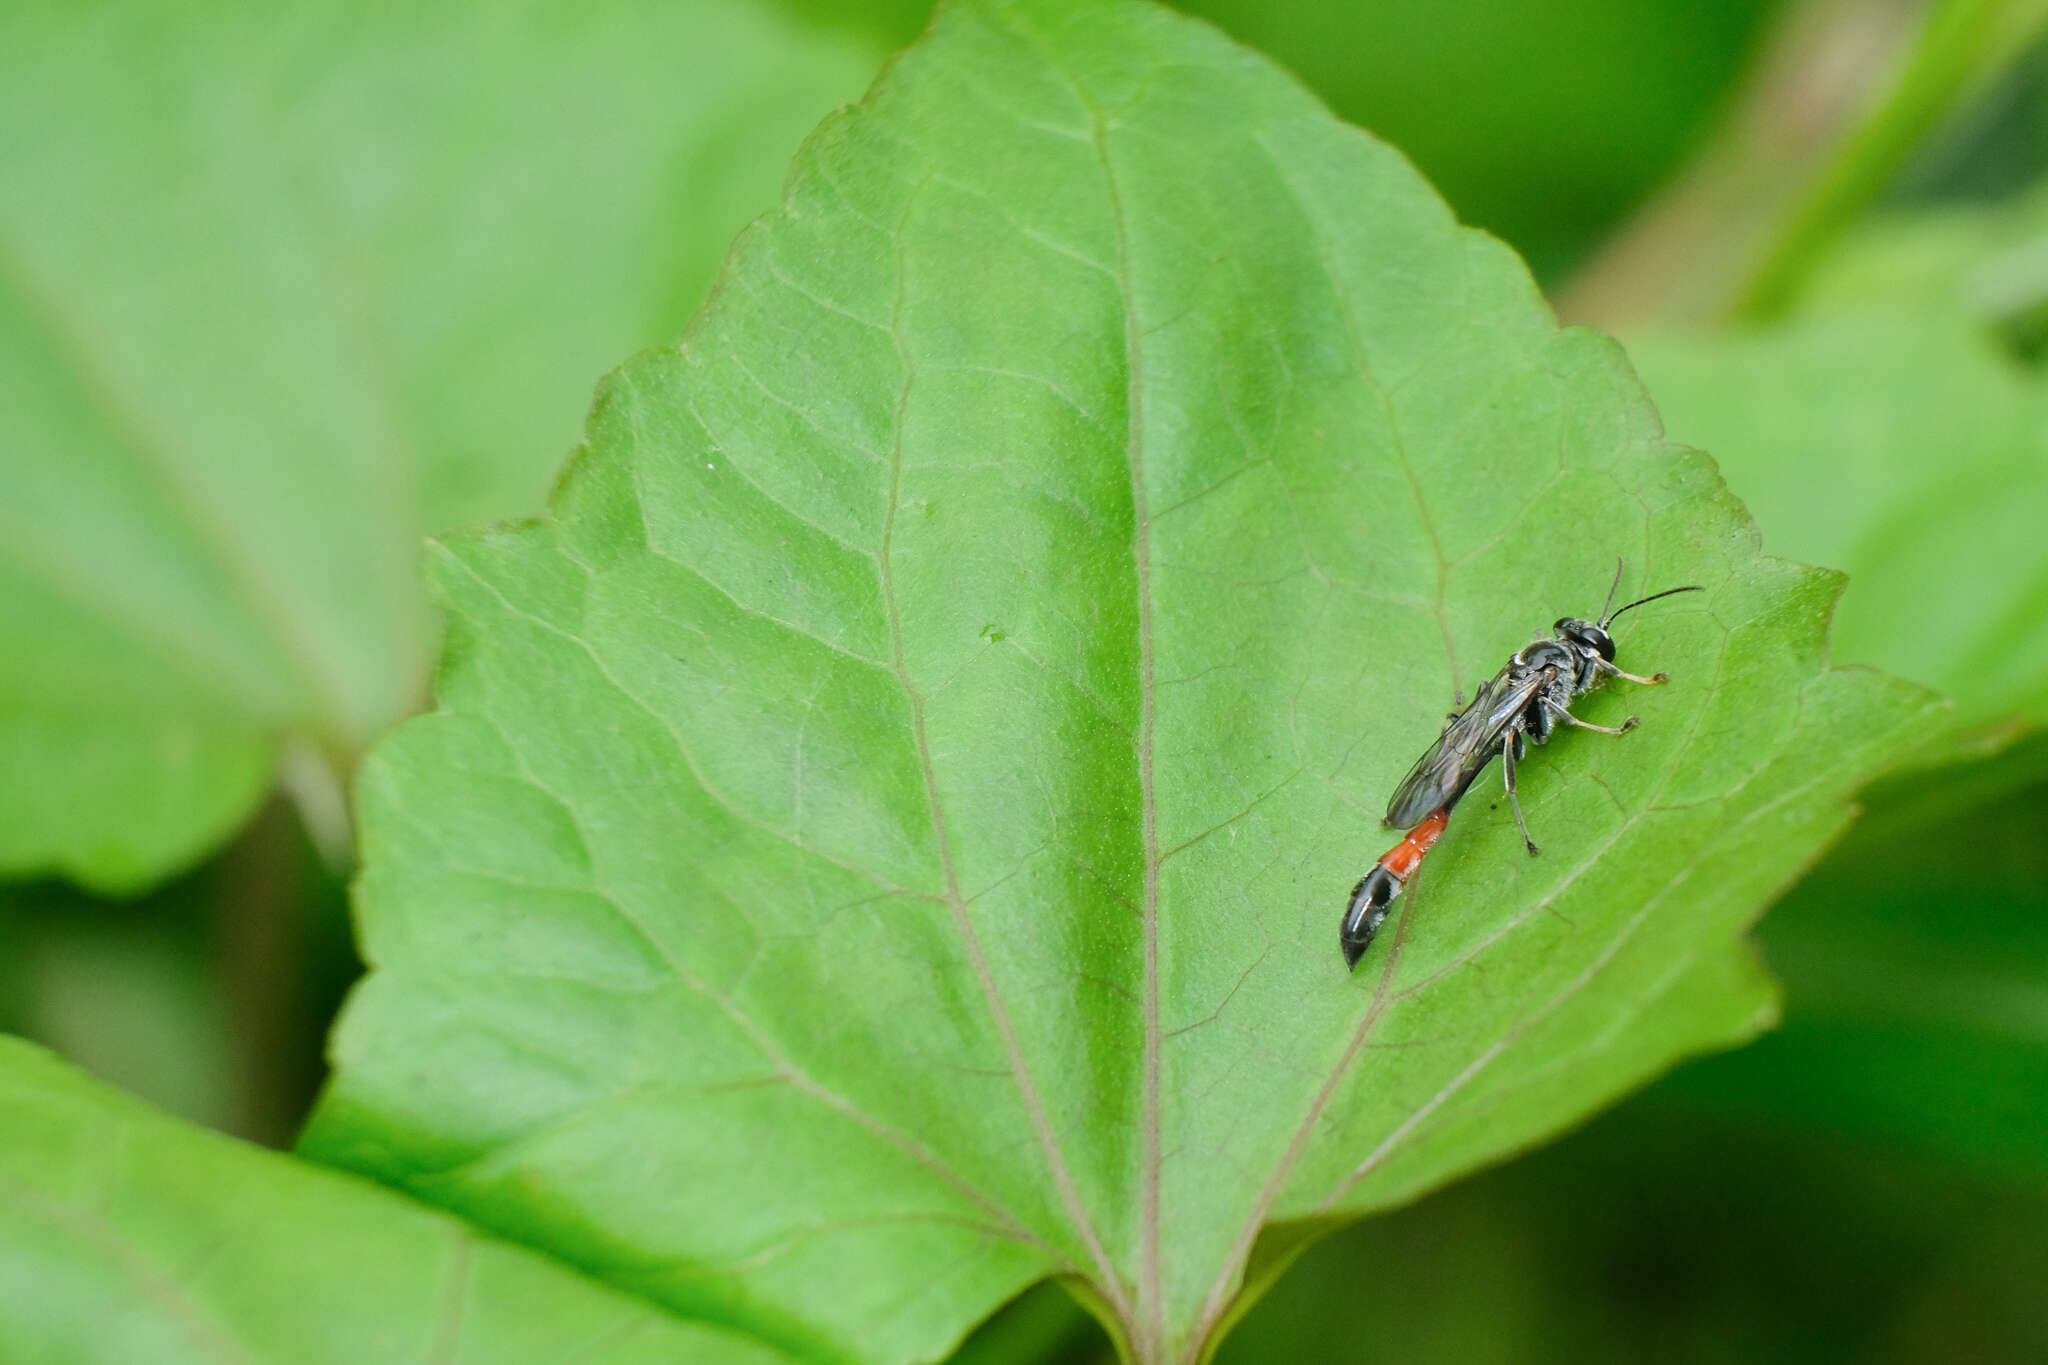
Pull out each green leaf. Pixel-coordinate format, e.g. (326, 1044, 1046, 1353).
(302, 1, 1936, 1360)
(0, 0, 882, 892)
(0, 1037, 796, 1363)
(1628, 311, 2048, 735)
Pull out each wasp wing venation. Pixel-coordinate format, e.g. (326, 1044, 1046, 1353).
(1382, 667, 1547, 828)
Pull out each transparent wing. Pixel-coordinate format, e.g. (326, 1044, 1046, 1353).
(1383, 667, 1546, 828)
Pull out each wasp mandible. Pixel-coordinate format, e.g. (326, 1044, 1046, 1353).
(1340, 562, 1703, 969)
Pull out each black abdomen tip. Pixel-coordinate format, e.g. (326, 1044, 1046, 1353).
(1341, 869, 1398, 970)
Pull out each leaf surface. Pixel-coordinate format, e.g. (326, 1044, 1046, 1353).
(0, 0, 880, 890)
(304, 2, 1937, 1360)
(0, 1037, 794, 1364)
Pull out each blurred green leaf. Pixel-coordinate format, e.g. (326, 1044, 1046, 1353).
(300, 2, 1932, 1360)
(0, 1037, 798, 1363)
(1558, 1, 2048, 329)
(1629, 312, 2048, 736)
(0, 0, 882, 893)
(1802, 174, 2048, 346)
(1729, 0, 2048, 321)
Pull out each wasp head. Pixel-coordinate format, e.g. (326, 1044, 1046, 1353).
(1553, 617, 1616, 661)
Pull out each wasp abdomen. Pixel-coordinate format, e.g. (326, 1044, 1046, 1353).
(1341, 806, 1450, 970)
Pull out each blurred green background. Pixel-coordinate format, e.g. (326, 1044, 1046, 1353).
(4, 0, 2047, 1360)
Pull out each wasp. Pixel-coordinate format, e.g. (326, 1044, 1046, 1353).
(1341, 562, 1703, 969)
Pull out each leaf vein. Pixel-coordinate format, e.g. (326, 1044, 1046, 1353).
(1074, 77, 1170, 1353)
(876, 166, 1130, 1309)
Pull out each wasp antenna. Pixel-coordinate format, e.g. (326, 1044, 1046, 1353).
(1603, 583, 1705, 627)
(1600, 557, 1624, 622)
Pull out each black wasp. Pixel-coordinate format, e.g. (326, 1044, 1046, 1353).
(1341, 562, 1703, 969)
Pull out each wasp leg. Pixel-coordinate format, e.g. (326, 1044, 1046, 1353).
(1546, 701, 1639, 736)
(1597, 659, 1668, 686)
(1501, 734, 1539, 856)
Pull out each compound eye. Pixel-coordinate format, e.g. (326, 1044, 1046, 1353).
(1554, 618, 1598, 649)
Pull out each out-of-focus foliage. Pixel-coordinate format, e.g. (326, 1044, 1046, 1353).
(1628, 147, 2048, 743)
(0, 0, 881, 892)
(1219, 1096, 2048, 1365)
(1622, 82, 2048, 734)
(1800, 176, 2048, 335)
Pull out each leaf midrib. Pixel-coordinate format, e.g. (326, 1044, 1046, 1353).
(1082, 87, 1168, 1365)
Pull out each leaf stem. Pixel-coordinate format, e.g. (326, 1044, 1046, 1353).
(214, 794, 310, 1146)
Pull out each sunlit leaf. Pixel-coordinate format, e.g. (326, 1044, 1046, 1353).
(303, 2, 1935, 1360)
